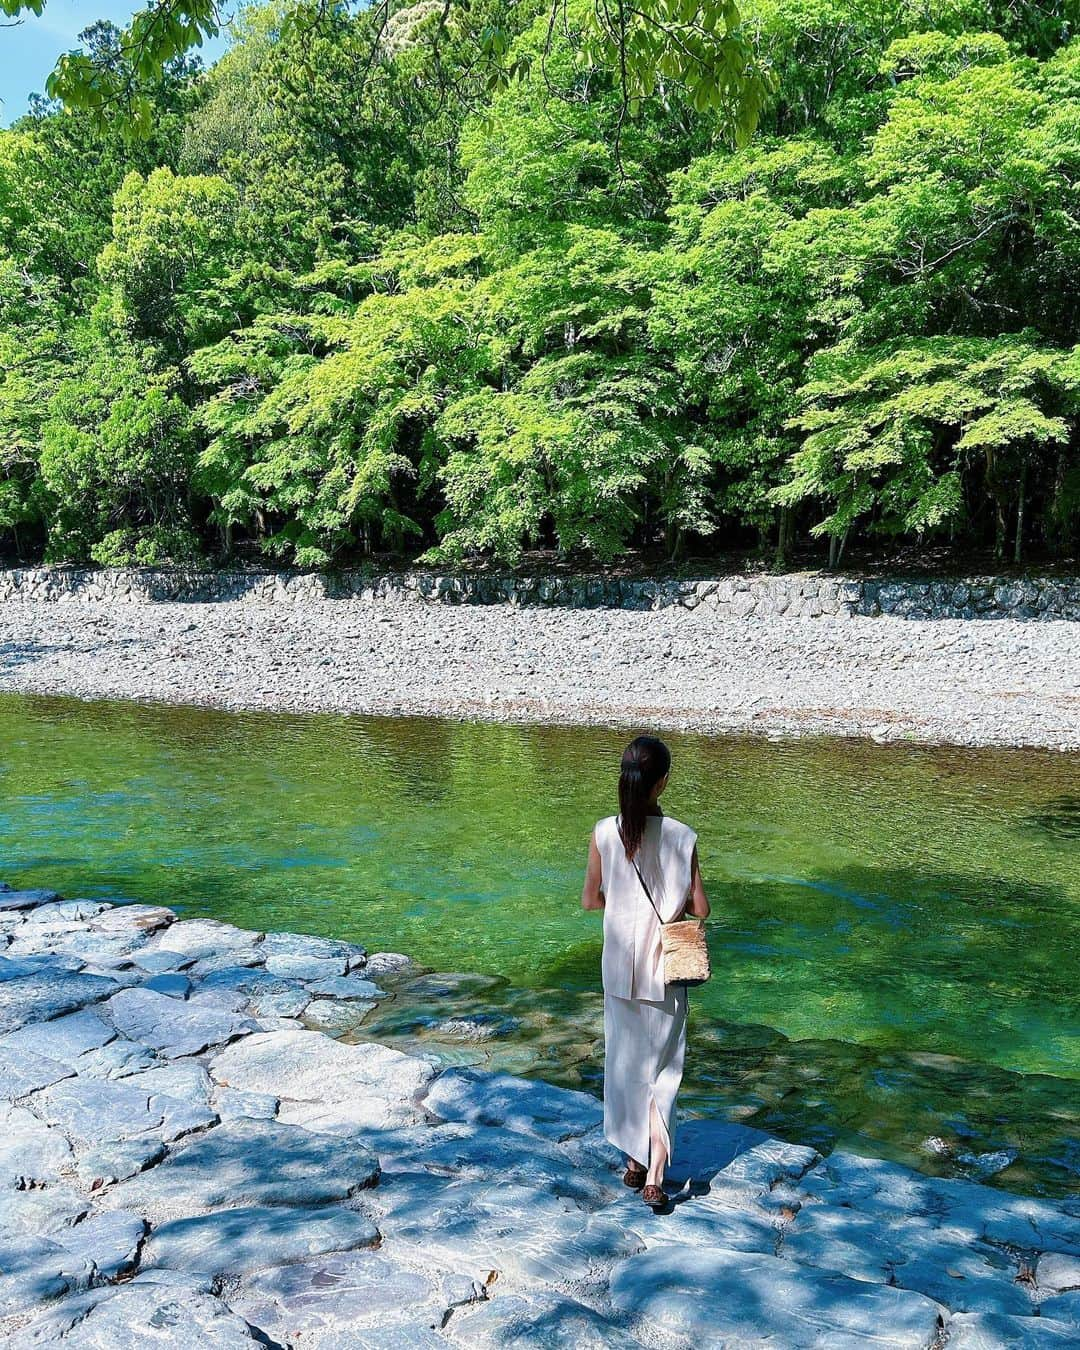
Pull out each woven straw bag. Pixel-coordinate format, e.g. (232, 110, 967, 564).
(631, 857, 711, 988)
(658, 917, 711, 985)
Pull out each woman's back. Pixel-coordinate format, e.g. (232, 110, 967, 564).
(595, 813, 697, 1001)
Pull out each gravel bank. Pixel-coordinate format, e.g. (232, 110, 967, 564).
(1, 598, 1078, 749)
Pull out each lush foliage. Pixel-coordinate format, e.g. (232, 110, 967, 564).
(1, 0, 1078, 567)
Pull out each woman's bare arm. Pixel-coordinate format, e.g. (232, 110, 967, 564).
(684, 844, 711, 918)
(581, 831, 605, 910)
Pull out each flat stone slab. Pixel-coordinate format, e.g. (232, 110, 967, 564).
(210, 1030, 437, 1132)
(144, 972, 192, 999)
(130, 948, 193, 973)
(155, 919, 263, 958)
(0, 1210, 145, 1317)
(781, 1205, 1031, 1314)
(106, 1119, 379, 1218)
(664, 1117, 778, 1187)
(9, 1277, 259, 1348)
(1039, 1290, 1080, 1326)
(0, 1184, 90, 1238)
(0, 969, 117, 1034)
(609, 1243, 947, 1348)
(141, 1203, 379, 1278)
(945, 1311, 1080, 1347)
(0, 1103, 73, 1186)
(0, 1008, 114, 1066)
(76, 1134, 167, 1189)
(1038, 1252, 1080, 1293)
(264, 953, 349, 981)
(260, 930, 364, 963)
(447, 1290, 647, 1348)
(105, 987, 258, 1057)
(29, 1075, 215, 1150)
(799, 1151, 1080, 1257)
(212, 1087, 279, 1120)
(421, 1067, 603, 1141)
(0, 889, 59, 913)
(373, 1121, 622, 1209)
(377, 1175, 643, 1285)
(605, 1187, 783, 1256)
(92, 903, 176, 935)
(0, 1044, 74, 1098)
(119, 1061, 214, 1104)
(231, 1249, 484, 1348)
(1, 1008, 156, 1083)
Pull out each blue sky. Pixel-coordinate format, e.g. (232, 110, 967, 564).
(1, 0, 231, 125)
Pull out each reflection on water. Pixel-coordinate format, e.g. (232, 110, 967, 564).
(1, 693, 1077, 1195)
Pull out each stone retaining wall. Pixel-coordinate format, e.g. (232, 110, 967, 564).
(1, 565, 1078, 619)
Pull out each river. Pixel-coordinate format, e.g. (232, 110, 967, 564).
(2, 692, 1077, 1196)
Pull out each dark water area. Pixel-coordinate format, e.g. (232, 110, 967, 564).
(2, 692, 1077, 1196)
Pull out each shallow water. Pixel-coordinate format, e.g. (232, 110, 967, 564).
(2, 693, 1077, 1194)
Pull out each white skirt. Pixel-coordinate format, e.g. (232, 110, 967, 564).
(603, 984, 688, 1167)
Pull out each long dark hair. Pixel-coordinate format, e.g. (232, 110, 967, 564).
(617, 735, 671, 861)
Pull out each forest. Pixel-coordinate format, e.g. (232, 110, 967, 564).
(1, 0, 1078, 570)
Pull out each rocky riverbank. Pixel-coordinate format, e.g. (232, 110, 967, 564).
(1, 590, 1078, 749)
(2, 883, 1079, 1347)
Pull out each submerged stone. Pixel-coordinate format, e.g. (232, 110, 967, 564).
(306, 975, 386, 1001)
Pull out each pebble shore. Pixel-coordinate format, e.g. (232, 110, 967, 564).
(2, 883, 1079, 1348)
(2, 595, 1078, 749)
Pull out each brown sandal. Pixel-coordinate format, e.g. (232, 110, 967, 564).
(642, 1184, 665, 1208)
(622, 1165, 647, 1189)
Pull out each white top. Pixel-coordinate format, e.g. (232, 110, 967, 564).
(595, 813, 698, 1001)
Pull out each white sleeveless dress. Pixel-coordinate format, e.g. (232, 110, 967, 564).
(595, 812, 697, 1167)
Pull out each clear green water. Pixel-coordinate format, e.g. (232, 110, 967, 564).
(2, 693, 1077, 1194)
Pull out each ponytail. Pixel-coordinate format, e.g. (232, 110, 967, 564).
(617, 735, 671, 860)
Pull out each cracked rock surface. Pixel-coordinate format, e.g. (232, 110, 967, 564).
(1, 884, 1078, 1347)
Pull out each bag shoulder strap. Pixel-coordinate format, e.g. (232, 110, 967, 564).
(629, 855, 666, 926)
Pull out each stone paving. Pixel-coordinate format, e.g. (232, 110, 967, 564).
(1, 882, 1078, 1347)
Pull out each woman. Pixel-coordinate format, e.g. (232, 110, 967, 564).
(581, 734, 710, 1209)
